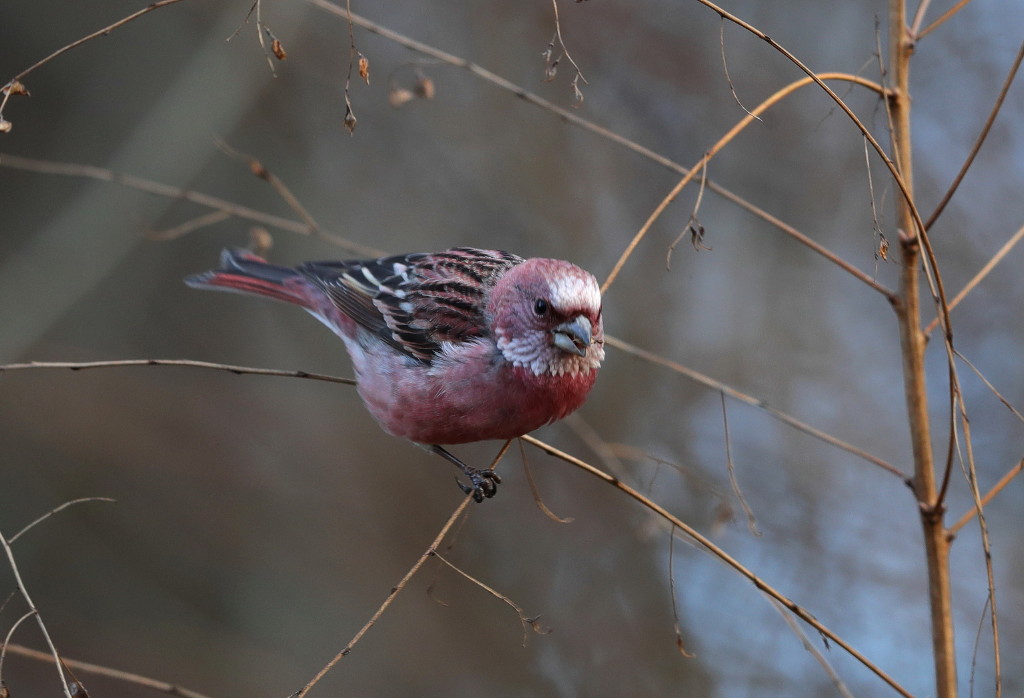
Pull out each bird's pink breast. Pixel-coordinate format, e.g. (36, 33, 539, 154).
(354, 347, 598, 445)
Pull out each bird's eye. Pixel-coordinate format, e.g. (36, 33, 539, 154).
(533, 298, 549, 315)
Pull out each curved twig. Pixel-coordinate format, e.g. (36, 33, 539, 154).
(600, 72, 893, 295)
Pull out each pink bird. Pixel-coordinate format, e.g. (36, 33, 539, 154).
(186, 247, 604, 501)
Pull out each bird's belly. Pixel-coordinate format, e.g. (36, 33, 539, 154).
(357, 361, 597, 445)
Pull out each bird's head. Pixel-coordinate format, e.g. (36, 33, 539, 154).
(490, 258, 605, 376)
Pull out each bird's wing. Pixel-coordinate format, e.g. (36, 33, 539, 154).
(300, 248, 523, 363)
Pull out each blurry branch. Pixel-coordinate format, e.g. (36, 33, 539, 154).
(948, 459, 1024, 539)
(924, 40, 1024, 231)
(605, 335, 906, 478)
(0, 153, 380, 256)
(2, 643, 213, 698)
(915, 0, 975, 40)
(212, 139, 387, 256)
(600, 72, 894, 297)
(520, 435, 911, 697)
(908, 0, 933, 38)
(302, 2, 891, 297)
(431, 552, 548, 647)
(0, 359, 356, 386)
(924, 223, 1024, 337)
(0, 0, 187, 128)
(294, 441, 513, 696)
(148, 210, 232, 240)
(0, 531, 72, 697)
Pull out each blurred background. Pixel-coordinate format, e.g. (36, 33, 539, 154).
(1, 1, 1022, 695)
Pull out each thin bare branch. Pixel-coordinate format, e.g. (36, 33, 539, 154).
(924, 223, 1024, 337)
(147, 210, 232, 241)
(719, 393, 760, 536)
(605, 335, 905, 478)
(431, 552, 549, 647)
(667, 528, 696, 657)
(216, 139, 325, 237)
(521, 435, 911, 697)
(718, 19, 761, 121)
(948, 377, 1001, 694)
(518, 438, 574, 523)
(548, 0, 588, 106)
(948, 459, 1024, 539)
(908, 0, 934, 38)
(666, 158, 710, 267)
(0, 531, 71, 697)
(916, 0, 976, 39)
(1, 644, 214, 698)
(0, 359, 356, 386)
(293, 441, 514, 696)
(9, 498, 116, 545)
(954, 350, 1024, 423)
(0, 0, 186, 124)
(924, 40, 1024, 231)
(0, 153, 384, 257)
(767, 597, 855, 698)
(341, 0, 362, 133)
(0, 611, 38, 685)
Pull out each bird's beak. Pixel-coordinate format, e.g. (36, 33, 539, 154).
(552, 316, 593, 357)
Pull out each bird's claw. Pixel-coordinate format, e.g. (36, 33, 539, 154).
(456, 468, 502, 503)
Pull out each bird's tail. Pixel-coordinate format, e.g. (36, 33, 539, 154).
(185, 248, 313, 309)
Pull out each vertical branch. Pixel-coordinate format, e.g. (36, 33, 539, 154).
(888, 2, 957, 696)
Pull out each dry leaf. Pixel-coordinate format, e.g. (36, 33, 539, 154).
(343, 104, 357, 134)
(571, 74, 584, 107)
(3, 80, 30, 97)
(388, 87, 415, 108)
(358, 53, 370, 85)
(248, 159, 269, 179)
(248, 227, 274, 257)
(544, 59, 559, 82)
(271, 38, 287, 60)
(414, 75, 435, 100)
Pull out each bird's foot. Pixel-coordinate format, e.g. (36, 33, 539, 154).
(456, 468, 502, 503)
(430, 445, 502, 502)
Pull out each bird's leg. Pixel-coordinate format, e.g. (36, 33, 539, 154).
(429, 445, 502, 502)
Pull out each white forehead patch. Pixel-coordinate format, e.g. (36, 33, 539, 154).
(548, 271, 601, 312)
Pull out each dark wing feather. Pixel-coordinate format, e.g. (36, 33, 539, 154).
(299, 248, 523, 363)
